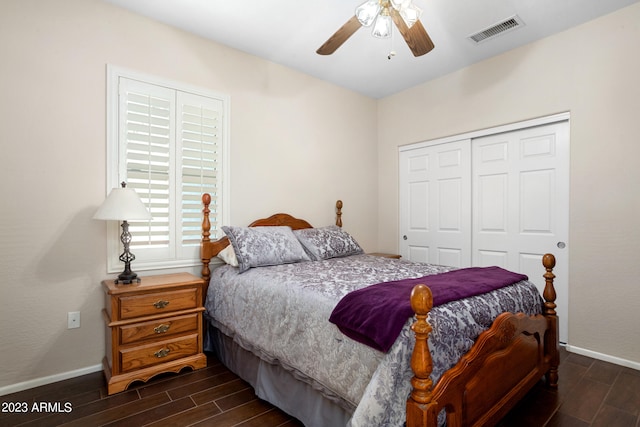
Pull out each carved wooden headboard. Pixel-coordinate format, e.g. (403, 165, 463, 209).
(200, 194, 343, 295)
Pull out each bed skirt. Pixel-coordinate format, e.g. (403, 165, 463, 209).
(204, 321, 352, 427)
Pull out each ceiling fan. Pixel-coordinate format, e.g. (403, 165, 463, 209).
(317, 0, 435, 57)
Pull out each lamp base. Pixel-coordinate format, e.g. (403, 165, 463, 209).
(115, 270, 141, 285)
(114, 220, 141, 285)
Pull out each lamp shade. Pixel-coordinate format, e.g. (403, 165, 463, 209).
(94, 185, 152, 221)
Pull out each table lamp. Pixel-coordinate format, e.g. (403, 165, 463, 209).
(94, 182, 152, 284)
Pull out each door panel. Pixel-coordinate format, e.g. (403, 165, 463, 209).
(408, 181, 429, 231)
(407, 246, 430, 263)
(476, 250, 508, 268)
(477, 173, 508, 233)
(399, 139, 471, 267)
(472, 122, 569, 342)
(520, 170, 553, 233)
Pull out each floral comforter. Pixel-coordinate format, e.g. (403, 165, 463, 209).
(204, 254, 542, 427)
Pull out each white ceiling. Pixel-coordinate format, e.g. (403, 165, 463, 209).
(101, 0, 638, 98)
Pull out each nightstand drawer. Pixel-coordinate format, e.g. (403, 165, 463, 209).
(119, 313, 199, 345)
(119, 333, 199, 373)
(119, 287, 198, 319)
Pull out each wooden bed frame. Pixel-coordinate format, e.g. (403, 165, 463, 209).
(200, 194, 559, 427)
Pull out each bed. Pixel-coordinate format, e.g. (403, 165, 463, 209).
(200, 194, 559, 427)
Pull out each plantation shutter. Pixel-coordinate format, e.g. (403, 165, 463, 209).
(119, 79, 175, 260)
(176, 92, 222, 257)
(113, 75, 225, 268)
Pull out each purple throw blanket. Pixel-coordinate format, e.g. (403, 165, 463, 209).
(329, 266, 528, 352)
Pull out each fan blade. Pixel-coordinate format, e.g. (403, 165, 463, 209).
(391, 10, 434, 57)
(317, 16, 362, 55)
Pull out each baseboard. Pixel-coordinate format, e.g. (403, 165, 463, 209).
(0, 364, 103, 397)
(566, 344, 640, 371)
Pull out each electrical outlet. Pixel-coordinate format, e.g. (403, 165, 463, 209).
(67, 311, 80, 329)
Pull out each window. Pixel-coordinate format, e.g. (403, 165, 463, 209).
(106, 65, 229, 272)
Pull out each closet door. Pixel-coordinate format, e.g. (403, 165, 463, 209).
(472, 121, 569, 342)
(399, 119, 569, 342)
(399, 140, 471, 267)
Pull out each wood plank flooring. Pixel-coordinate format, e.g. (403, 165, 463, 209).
(1, 347, 638, 426)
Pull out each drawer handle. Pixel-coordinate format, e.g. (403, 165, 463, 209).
(154, 348, 171, 358)
(153, 300, 170, 309)
(154, 324, 171, 334)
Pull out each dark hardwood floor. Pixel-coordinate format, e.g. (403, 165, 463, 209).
(1, 347, 638, 426)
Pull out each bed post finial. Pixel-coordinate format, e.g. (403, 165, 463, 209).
(407, 284, 439, 427)
(542, 253, 557, 316)
(201, 193, 212, 287)
(542, 253, 559, 389)
(202, 194, 211, 241)
(336, 200, 343, 228)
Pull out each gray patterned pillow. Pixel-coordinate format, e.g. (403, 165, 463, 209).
(222, 226, 310, 273)
(293, 225, 364, 261)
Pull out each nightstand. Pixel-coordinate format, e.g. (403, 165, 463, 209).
(367, 252, 402, 259)
(102, 273, 207, 395)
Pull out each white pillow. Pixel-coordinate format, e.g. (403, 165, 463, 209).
(217, 244, 239, 267)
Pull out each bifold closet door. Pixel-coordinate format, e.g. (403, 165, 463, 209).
(472, 121, 569, 342)
(399, 139, 471, 267)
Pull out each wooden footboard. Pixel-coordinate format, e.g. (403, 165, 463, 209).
(407, 254, 559, 427)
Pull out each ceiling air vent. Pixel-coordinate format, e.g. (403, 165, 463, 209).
(468, 15, 525, 44)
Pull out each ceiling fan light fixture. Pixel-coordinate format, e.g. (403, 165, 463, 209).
(390, 0, 410, 11)
(399, 3, 422, 28)
(371, 12, 393, 38)
(355, 0, 381, 27)
(316, 0, 434, 57)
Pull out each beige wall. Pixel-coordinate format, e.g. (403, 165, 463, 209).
(0, 0, 378, 390)
(378, 3, 640, 365)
